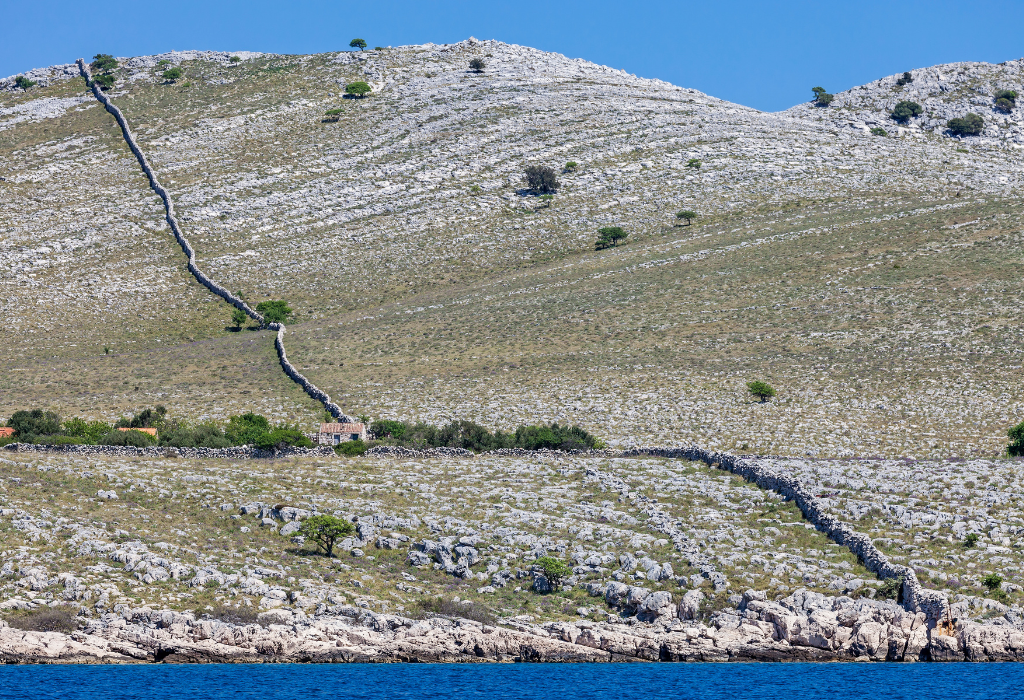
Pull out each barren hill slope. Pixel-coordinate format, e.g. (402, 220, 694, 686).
(0, 39, 1022, 457)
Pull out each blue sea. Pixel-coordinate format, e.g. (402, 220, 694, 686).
(1, 663, 1022, 700)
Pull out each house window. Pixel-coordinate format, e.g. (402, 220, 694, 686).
(333, 434, 340, 445)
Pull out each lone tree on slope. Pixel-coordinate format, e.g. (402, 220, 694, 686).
(14, 75, 36, 90)
(891, 100, 923, 124)
(947, 113, 984, 137)
(811, 86, 834, 107)
(161, 67, 183, 82)
(345, 81, 372, 98)
(523, 165, 559, 193)
(230, 307, 247, 330)
(595, 226, 628, 250)
(298, 515, 354, 557)
(675, 210, 697, 226)
(747, 380, 776, 403)
(256, 300, 293, 325)
(350, 38, 367, 51)
(469, 58, 486, 73)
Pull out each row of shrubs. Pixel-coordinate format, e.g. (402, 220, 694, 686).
(363, 418, 605, 453)
(1, 407, 311, 450)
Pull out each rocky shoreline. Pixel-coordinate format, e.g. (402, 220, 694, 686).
(3, 586, 1022, 664)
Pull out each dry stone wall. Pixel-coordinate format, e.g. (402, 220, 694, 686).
(2, 442, 335, 459)
(76, 59, 353, 422)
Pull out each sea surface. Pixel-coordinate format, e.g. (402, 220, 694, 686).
(1, 663, 1023, 700)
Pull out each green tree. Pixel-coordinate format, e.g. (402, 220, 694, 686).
(523, 165, 559, 193)
(675, 210, 697, 225)
(891, 100, 923, 123)
(469, 58, 485, 73)
(92, 74, 115, 90)
(162, 67, 182, 82)
(1008, 419, 1024, 457)
(349, 38, 367, 51)
(225, 412, 271, 446)
(254, 427, 312, 450)
(255, 300, 293, 324)
(100, 429, 157, 447)
(895, 71, 913, 87)
(8, 409, 61, 440)
(947, 113, 984, 136)
(595, 226, 628, 250)
(345, 81, 371, 98)
(994, 90, 1017, 114)
(747, 380, 776, 403)
(564, 161, 578, 172)
(61, 418, 112, 444)
(297, 515, 355, 557)
(90, 54, 118, 72)
(534, 556, 572, 589)
(812, 86, 834, 106)
(982, 573, 1004, 592)
(964, 532, 980, 548)
(230, 307, 247, 330)
(229, 56, 242, 63)
(324, 108, 344, 122)
(14, 75, 36, 90)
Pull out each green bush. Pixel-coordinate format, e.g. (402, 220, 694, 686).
(100, 429, 157, 447)
(895, 71, 913, 87)
(159, 423, 231, 448)
(345, 81, 371, 97)
(964, 532, 980, 548)
(324, 108, 344, 122)
(255, 300, 293, 324)
(564, 161, 578, 172)
(8, 409, 61, 440)
(61, 417, 112, 444)
(870, 127, 888, 137)
(230, 307, 247, 330)
(254, 427, 312, 450)
(534, 556, 572, 589)
(812, 87, 834, 107)
(162, 67, 182, 82)
(675, 210, 697, 225)
(891, 100, 923, 123)
(982, 573, 1004, 592)
(370, 419, 603, 452)
(229, 56, 242, 63)
(335, 439, 367, 456)
(747, 381, 776, 403)
(90, 54, 118, 72)
(14, 75, 36, 90)
(1008, 419, 1024, 457)
(947, 113, 984, 136)
(994, 89, 1017, 114)
(349, 38, 367, 51)
(298, 515, 354, 557)
(469, 58, 485, 72)
(877, 577, 903, 600)
(686, 158, 701, 169)
(595, 226, 628, 250)
(523, 165, 559, 194)
(92, 74, 115, 90)
(115, 406, 166, 430)
(225, 412, 271, 446)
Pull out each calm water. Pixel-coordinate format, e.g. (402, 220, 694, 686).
(1, 663, 1023, 700)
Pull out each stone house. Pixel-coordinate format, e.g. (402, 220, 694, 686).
(314, 422, 368, 445)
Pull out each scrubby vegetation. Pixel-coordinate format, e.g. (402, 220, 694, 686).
(3, 607, 77, 634)
(675, 210, 697, 225)
(595, 226, 628, 250)
(14, 75, 36, 90)
(870, 127, 888, 137)
(90, 54, 118, 72)
(523, 165, 559, 194)
(411, 596, 495, 625)
(369, 418, 604, 452)
(994, 89, 1017, 114)
(255, 300, 292, 324)
(947, 113, 984, 136)
(895, 72, 913, 87)
(161, 67, 183, 82)
(469, 58, 485, 73)
(812, 87, 834, 107)
(891, 100, 923, 123)
(91, 73, 115, 90)
(1008, 419, 1024, 457)
(534, 556, 572, 588)
(345, 81, 371, 98)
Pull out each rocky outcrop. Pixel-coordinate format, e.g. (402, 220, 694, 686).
(75, 58, 353, 423)
(2, 590, 1020, 664)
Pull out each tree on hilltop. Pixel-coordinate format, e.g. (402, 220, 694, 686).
(895, 71, 913, 87)
(162, 67, 183, 82)
(350, 38, 367, 51)
(14, 76, 36, 90)
(812, 86, 833, 107)
(91, 54, 118, 72)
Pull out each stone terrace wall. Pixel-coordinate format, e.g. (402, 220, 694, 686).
(76, 59, 353, 422)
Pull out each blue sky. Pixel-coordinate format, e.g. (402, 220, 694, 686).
(4, 0, 1023, 111)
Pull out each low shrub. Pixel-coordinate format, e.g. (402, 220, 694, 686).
(994, 89, 1017, 114)
(4, 607, 77, 634)
(675, 210, 697, 225)
(877, 577, 903, 600)
(891, 100, 923, 123)
(92, 74, 115, 90)
(161, 67, 182, 82)
(469, 58, 485, 73)
(229, 56, 242, 63)
(564, 161, 578, 172)
(369, 419, 604, 452)
(255, 299, 293, 324)
(335, 439, 367, 456)
(159, 423, 231, 448)
(686, 158, 701, 169)
(947, 113, 984, 137)
(534, 556, 572, 588)
(324, 108, 344, 122)
(982, 573, 1004, 592)
(895, 71, 913, 87)
(410, 597, 495, 625)
(100, 429, 157, 447)
(14, 75, 36, 90)
(870, 127, 888, 137)
(62, 417, 112, 444)
(90, 54, 118, 72)
(964, 532, 980, 548)
(225, 412, 271, 446)
(1009, 419, 1024, 457)
(254, 427, 312, 450)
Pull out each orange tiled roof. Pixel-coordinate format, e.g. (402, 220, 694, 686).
(319, 423, 366, 433)
(116, 427, 158, 436)
(0, 427, 14, 438)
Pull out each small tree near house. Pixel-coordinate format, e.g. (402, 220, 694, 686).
(297, 515, 354, 557)
(747, 380, 776, 403)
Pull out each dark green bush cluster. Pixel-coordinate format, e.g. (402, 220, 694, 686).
(870, 127, 888, 137)
(161, 67, 183, 82)
(595, 226, 628, 250)
(3, 407, 310, 450)
(1008, 419, 1024, 457)
(523, 165, 559, 194)
(895, 71, 913, 87)
(947, 113, 984, 136)
(14, 75, 36, 90)
(994, 89, 1017, 114)
(891, 100, 923, 123)
(877, 577, 903, 600)
(369, 419, 604, 452)
(811, 86, 833, 106)
(90, 54, 117, 90)
(255, 300, 293, 324)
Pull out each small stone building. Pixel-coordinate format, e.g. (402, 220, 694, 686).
(315, 422, 368, 445)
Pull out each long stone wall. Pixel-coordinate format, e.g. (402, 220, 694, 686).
(3, 442, 335, 459)
(76, 59, 352, 422)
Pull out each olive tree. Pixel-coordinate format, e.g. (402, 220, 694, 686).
(523, 165, 559, 193)
(675, 210, 697, 225)
(298, 515, 354, 557)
